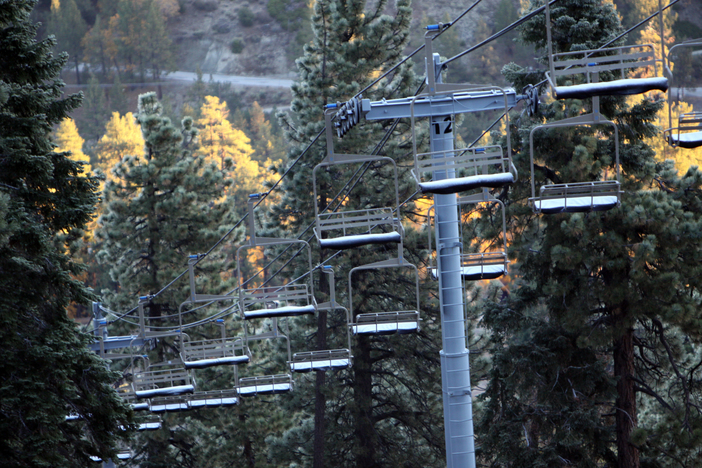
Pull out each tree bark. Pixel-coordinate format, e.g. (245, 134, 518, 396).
(312, 272, 328, 468)
(614, 325, 639, 468)
(353, 336, 378, 468)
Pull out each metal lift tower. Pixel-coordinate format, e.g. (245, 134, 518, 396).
(331, 29, 523, 467)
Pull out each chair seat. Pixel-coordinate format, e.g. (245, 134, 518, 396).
(554, 77, 668, 100)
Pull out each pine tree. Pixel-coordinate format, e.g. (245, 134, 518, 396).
(97, 92, 236, 312)
(476, 1, 702, 466)
(96, 93, 247, 467)
(94, 111, 144, 179)
(0, 1, 134, 466)
(54, 117, 91, 173)
(82, 14, 119, 79)
(265, 1, 447, 467)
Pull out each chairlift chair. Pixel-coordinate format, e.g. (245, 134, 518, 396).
(237, 194, 317, 320)
(543, 1, 668, 100)
(176, 258, 249, 368)
(349, 257, 421, 335)
(149, 394, 192, 413)
(187, 388, 240, 408)
(289, 266, 352, 372)
(409, 89, 516, 195)
(407, 26, 517, 195)
(131, 357, 195, 399)
(663, 38, 702, 149)
(529, 108, 622, 214)
(235, 317, 294, 396)
(134, 414, 162, 431)
(427, 190, 510, 281)
(179, 319, 251, 369)
(311, 108, 404, 251)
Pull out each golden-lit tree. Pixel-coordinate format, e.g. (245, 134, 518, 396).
(94, 112, 145, 180)
(53, 118, 91, 174)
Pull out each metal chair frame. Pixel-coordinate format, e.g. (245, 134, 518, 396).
(289, 266, 352, 372)
(409, 87, 515, 195)
(313, 108, 404, 252)
(131, 357, 195, 399)
(179, 319, 251, 369)
(236, 317, 294, 396)
(237, 194, 316, 320)
(529, 108, 622, 215)
(348, 257, 421, 335)
(408, 30, 516, 195)
(664, 38, 702, 149)
(544, 1, 668, 100)
(427, 190, 510, 281)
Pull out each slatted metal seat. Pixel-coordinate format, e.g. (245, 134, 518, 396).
(413, 145, 514, 195)
(349, 258, 421, 336)
(240, 284, 316, 320)
(351, 311, 420, 335)
(149, 394, 192, 413)
(136, 415, 162, 431)
(665, 111, 702, 149)
(315, 207, 402, 250)
(132, 363, 195, 399)
(290, 349, 352, 372)
(529, 111, 621, 215)
(237, 374, 293, 396)
(531, 181, 621, 214)
(546, 45, 668, 99)
(181, 337, 250, 368)
(180, 319, 250, 369)
(187, 388, 239, 408)
(459, 252, 509, 281)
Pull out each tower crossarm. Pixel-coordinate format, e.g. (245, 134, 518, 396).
(360, 88, 520, 121)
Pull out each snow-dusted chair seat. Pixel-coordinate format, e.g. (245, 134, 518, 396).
(546, 44, 668, 100)
(530, 181, 621, 215)
(413, 145, 514, 195)
(289, 349, 352, 372)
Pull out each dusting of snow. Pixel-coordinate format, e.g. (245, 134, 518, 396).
(244, 304, 316, 319)
(183, 355, 250, 369)
(554, 77, 668, 99)
(419, 172, 514, 194)
(533, 195, 619, 214)
(135, 384, 194, 399)
(319, 231, 401, 250)
(290, 359, 350, 372)
(668, 131, 702, 149)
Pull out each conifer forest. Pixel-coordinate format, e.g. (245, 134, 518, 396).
(4, 0, 702, 466)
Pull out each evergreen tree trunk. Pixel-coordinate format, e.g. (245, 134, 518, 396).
(241, 412, 255, 468)
(614, 321, 639, 468)
(313, 332, 327, 468)
(353, 336, 378, 468)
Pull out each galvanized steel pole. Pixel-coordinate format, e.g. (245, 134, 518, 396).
(429, 53, 476, 468)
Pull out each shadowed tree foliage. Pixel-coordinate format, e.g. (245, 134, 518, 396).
(475, 1, 702, 467)
(265, 1, 449, 467)
(0, 1, 135, 466)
